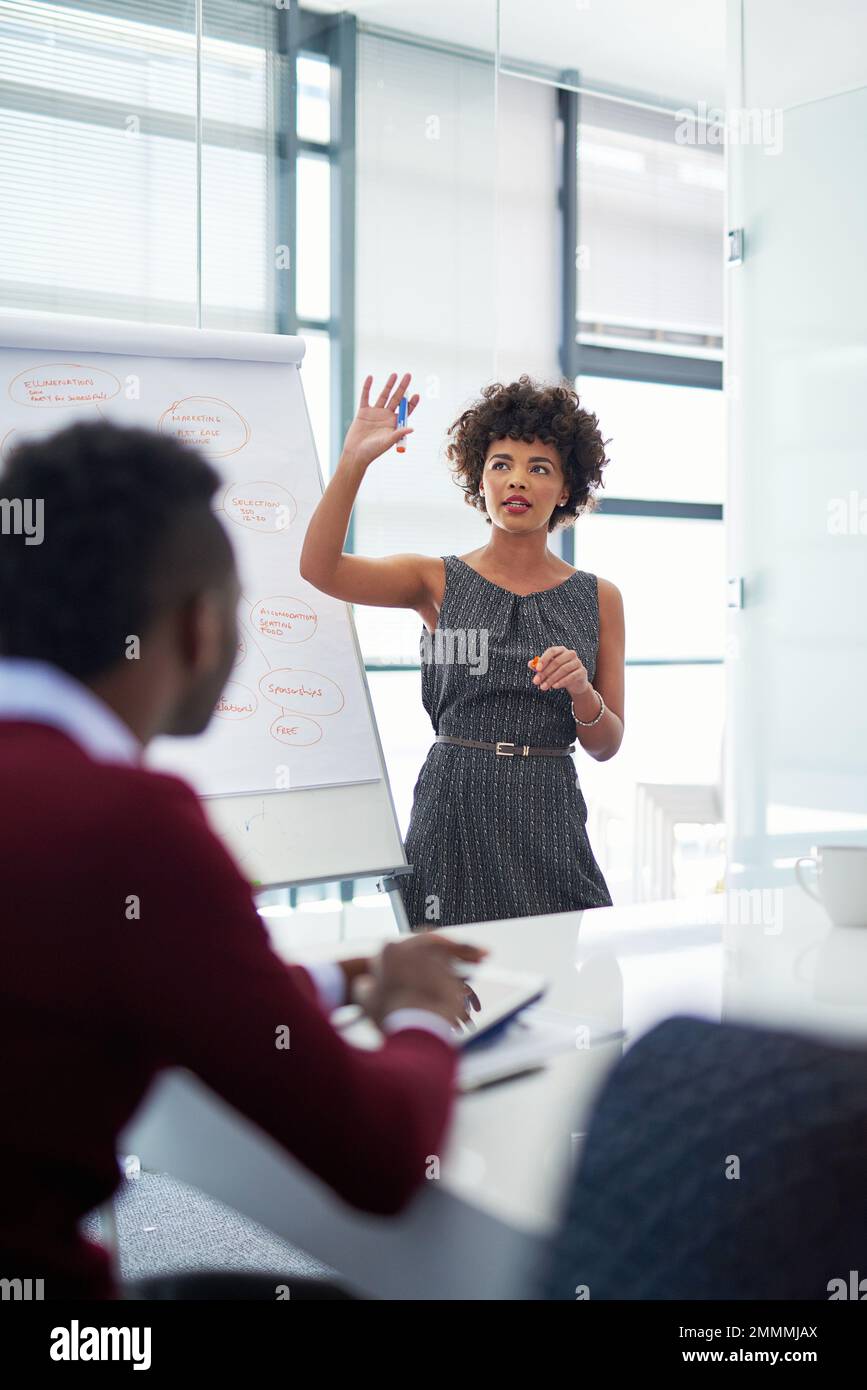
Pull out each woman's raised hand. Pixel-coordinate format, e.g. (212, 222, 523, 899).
(339, 372, 419, 471)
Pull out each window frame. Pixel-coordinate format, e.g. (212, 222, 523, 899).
(278, 6, 355, 483)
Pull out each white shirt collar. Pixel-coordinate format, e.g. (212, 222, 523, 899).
(0, 657, 141, 765)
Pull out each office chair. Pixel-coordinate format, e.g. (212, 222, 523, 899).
(542, 1015, 867, 1299)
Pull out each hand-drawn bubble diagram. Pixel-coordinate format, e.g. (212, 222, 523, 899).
(153, 392, 345, 756)
(250, 596, 317, 644)
(158, 396, 251, 458)
(215, 681, 258, 719)
(218, 610, 347, 750)
(224, 602, 346, 748)
(258, 666, 345, 747)
(214, 576, 327, 748)
(4, 363, 122, 458)
(8, 362, 122, 408)
(222, 480, 297, 533)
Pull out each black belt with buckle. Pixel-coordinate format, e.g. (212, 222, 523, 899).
(434, 734, 575, 757)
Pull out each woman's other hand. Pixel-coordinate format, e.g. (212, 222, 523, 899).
(529, 646, 590, 700)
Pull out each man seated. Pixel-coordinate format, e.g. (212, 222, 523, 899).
(0, 420, 483, 1299)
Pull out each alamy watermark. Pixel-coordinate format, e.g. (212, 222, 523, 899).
(675, 100, 783, 156)
(50, 1321, 151, 1370)
(663, 886, 785, 935)
(421, 626, 488, 675)
(1, 1275, 44, 1300)
(827, 491, 867, 535)
(0, 496, 43, 545)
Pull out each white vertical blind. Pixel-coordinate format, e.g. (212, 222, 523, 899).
(352, 36, 555, 661)
(0, 0, 281, 329)
(577, 93, 725, 350)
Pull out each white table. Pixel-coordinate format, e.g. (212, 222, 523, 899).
(120, 884, 867, 1299)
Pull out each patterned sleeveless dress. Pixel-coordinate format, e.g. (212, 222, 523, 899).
(397, 554, 613, 930)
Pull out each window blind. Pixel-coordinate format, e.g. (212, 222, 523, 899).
(0, 0, 283, 329)
(353, 30, 501, 665)
(577, 92, 725, 351)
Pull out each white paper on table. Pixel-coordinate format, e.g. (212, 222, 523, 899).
(457, 1006, 626, 1092)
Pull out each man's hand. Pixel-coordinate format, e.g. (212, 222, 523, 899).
(337, 957, 373, 997)
(356, 935, 488, 1033)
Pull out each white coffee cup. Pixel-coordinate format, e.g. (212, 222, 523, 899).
(795, 845, 867, 928)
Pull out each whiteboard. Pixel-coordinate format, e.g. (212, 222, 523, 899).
(0, 310, 408, 890)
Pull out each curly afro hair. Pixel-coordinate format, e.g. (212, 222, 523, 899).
(0, 419, 233, 681)
(446, 375, 610, 533)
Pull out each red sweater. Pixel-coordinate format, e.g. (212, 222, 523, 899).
(0, 723, 455, 1298)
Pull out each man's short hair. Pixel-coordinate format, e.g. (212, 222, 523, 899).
(0, 419, 234, 680)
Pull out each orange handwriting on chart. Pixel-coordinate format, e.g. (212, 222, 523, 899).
(222, 480, 296, 533)
(158, 396, 250, 457)
(251, 596, 317, 644)
(258, 668, 345, 718)
(234, 632, 247, 665)
(213, 681, 257, 719)
(8, 363, 121, 408)
(268, 714, 323, 747)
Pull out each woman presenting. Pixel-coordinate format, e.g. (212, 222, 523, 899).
(300, 371, 625, 929)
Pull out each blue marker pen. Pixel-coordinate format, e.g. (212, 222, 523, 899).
(396, 396, 408, 453)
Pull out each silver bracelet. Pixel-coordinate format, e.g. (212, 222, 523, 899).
(572, 688, 605, 727)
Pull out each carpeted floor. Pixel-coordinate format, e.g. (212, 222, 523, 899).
(82, 1169, 339, 1287)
